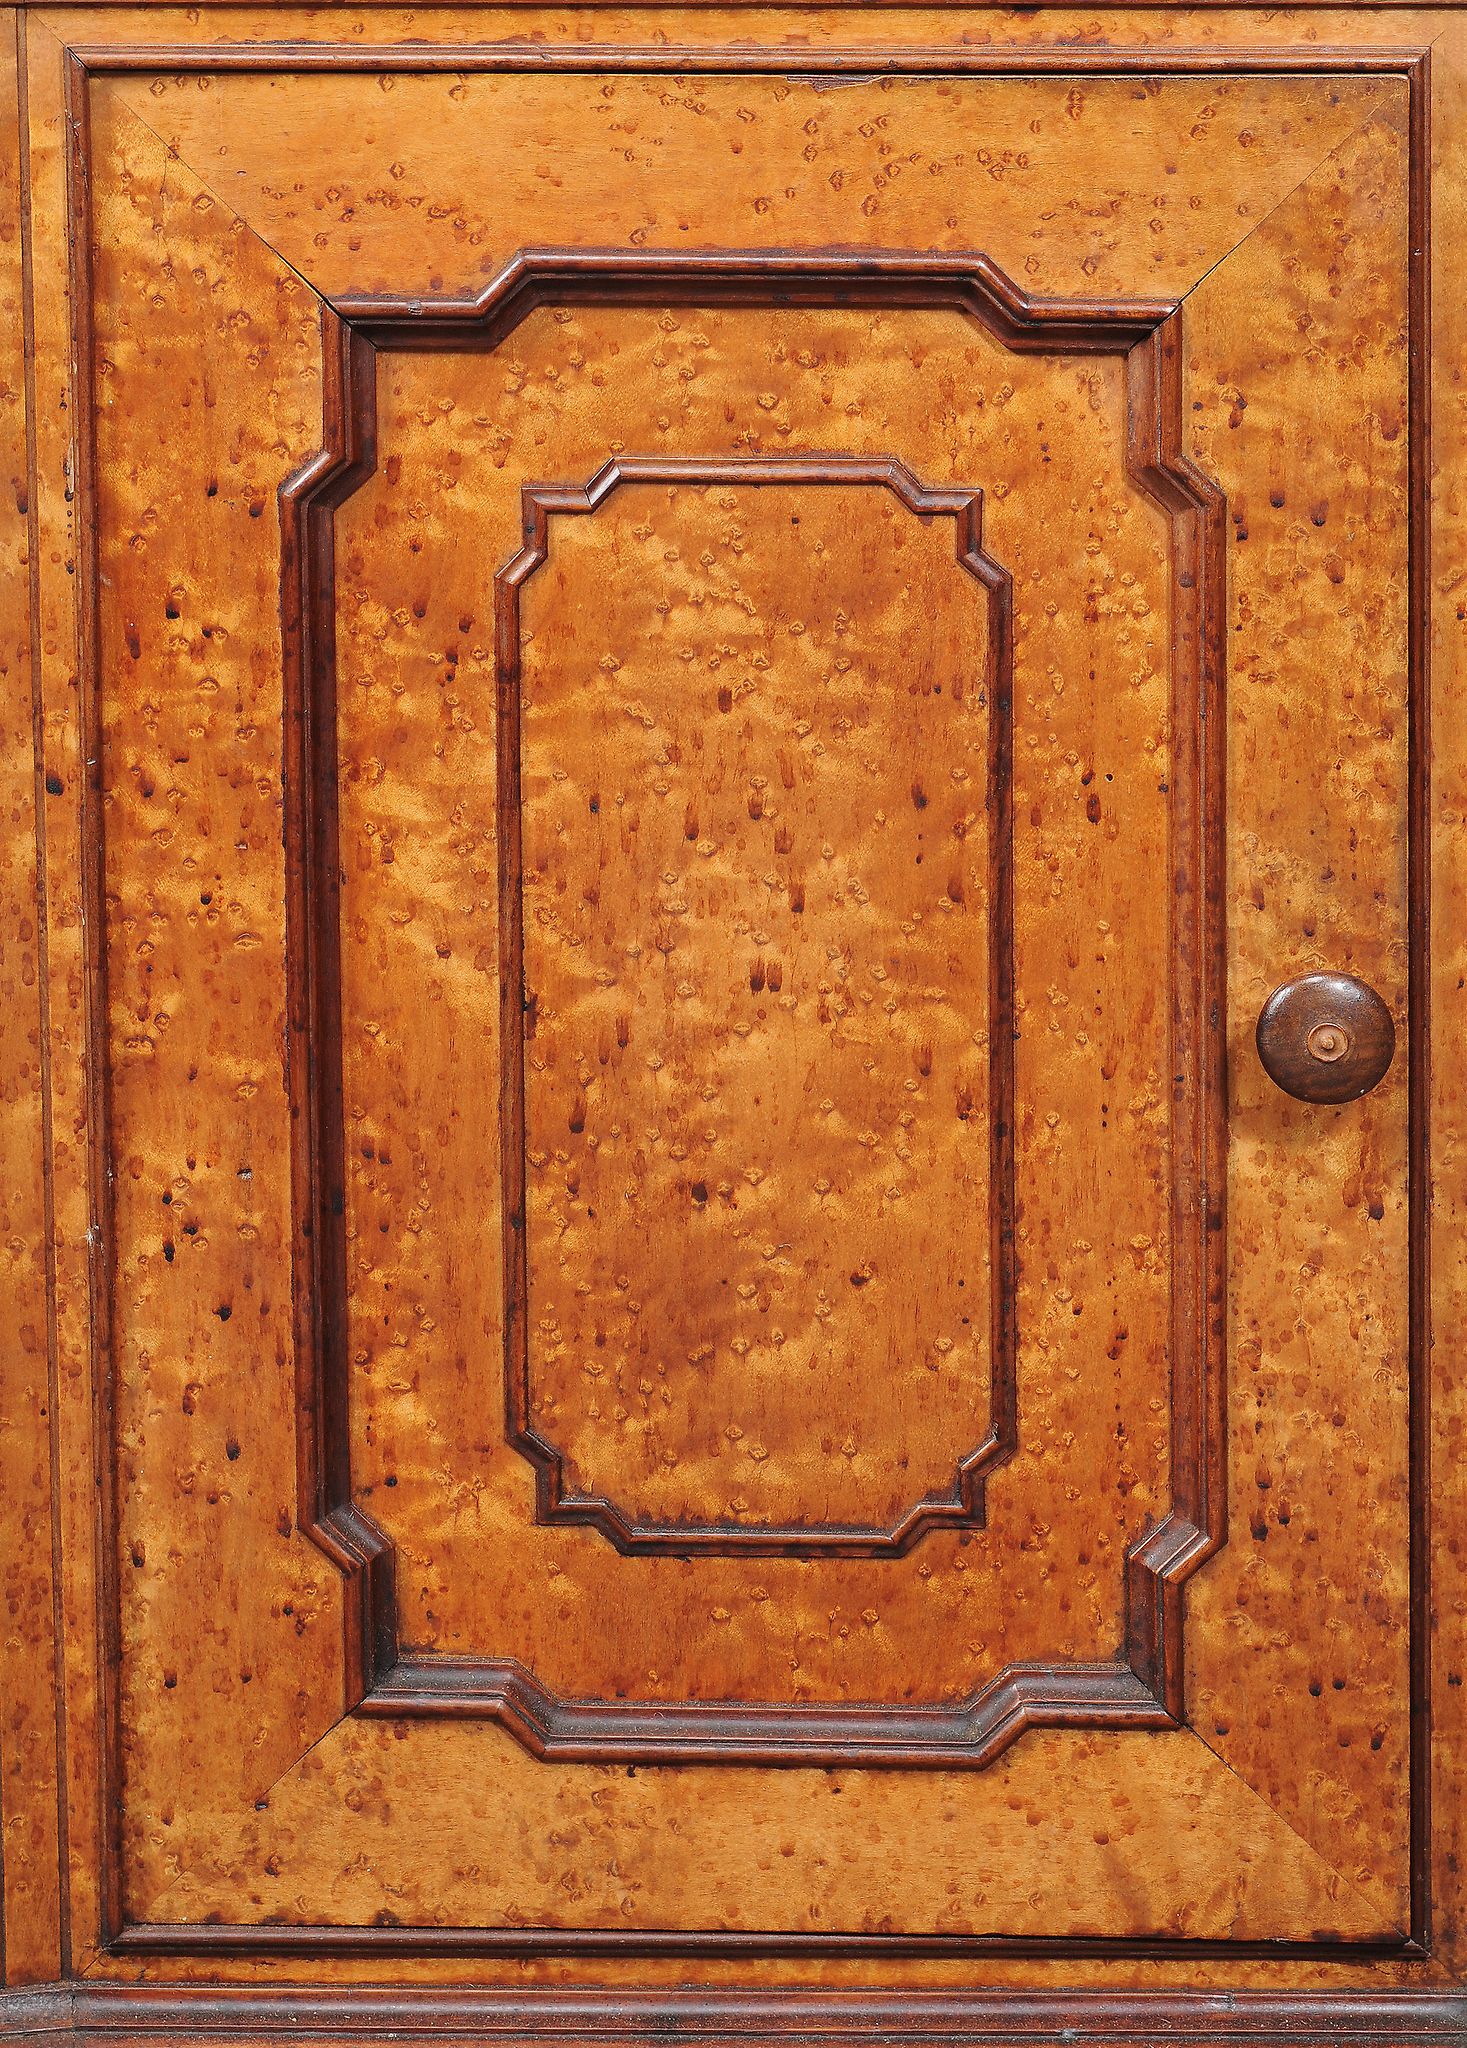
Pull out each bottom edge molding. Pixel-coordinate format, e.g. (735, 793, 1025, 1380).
(2, 1985, 1465, 2044)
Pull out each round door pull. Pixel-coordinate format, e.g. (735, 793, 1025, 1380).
(1255, 971, 1396, 1104)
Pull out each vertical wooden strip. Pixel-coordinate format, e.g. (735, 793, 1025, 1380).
(1406, 43, 1432, 1958)
(281, 312, 394, 1705)
(23, 18, 104, 1968)
(1428, 21, 1467, 1981)
(58, 42, 122, 1953)
(1181, 102, 1415, 1928)
(0, 4, 62, 1989)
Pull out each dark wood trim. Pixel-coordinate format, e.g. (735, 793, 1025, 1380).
(67, 42, 1442, 73)
(278, 311, 399, 1704)
(339, 248, 1172, 351)
(0, 1985, 70, 2039)
(107, 1923, 1423, 1962)
(1117, 312, 1230, 1717)
(6, 1983, 1463, 2041)
(357, 1654, 1166, 1765)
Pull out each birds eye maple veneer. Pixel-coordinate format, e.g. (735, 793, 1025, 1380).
(0, 3, 1463, 2045)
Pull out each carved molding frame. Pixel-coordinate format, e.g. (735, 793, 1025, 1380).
(495, 454, 1018, 1556)
(275, 246, 1228, 1759)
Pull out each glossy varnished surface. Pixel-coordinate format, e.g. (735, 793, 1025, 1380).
(512, 463, 1009, 1548)
(35, 23, 1410, 1944)
(0, 5, 64, 1991)
(1256, 972, 1397, 1103)
(1181, 104, 1415, 1931)
(93, 66, 1407, 305)
(303, 273, 1219, 1766)
(0, 4, 1461, 2038)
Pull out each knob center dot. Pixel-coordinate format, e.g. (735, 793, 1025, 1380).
(1307, 1023, 1350, 1063)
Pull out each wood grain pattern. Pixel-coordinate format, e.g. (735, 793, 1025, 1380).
(274, 247, 1225, 1769)
(501, 456, 1016, 1554)
(15, 8, 108, 1977)
(1256, 972, 1397, 1105)
(1180, 104, 1417, 1934)
(75, 52, 348, 1941)
(0, 4, 63, 1989)
(1, 5, 1452, 2019)
(326, 289, 1198, 1737)
(54, 32, 1417, 1957)
(92, 65, 1411, 307)
(1426, 16, 1467, 1983)
(117, 1716, 1396, 1947)
(69, 88, 1277, 1933)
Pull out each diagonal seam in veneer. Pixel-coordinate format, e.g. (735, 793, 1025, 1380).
(1186, 1723, 1410, 1945)
(125, 1717, 350, 1930)
(253, 1701, 356, 1807)
(89, 71, 327, 309)
(134, 1721, 1401, 1945)
(1174, 90, 1418, 1948)
(1174, 95, 1412, 315)
(92, 59, 1414, 327)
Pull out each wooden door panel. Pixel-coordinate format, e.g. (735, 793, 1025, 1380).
(8, 14, 1443, 2007)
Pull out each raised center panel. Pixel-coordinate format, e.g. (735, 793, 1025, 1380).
(506, 459, 1014, 1550)
(281, 262, 1224, 1759)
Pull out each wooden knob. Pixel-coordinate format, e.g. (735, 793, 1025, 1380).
(1255, 972, 1396, 1104)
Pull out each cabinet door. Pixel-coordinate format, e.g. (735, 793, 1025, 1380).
(6, 8, 1462, 2033)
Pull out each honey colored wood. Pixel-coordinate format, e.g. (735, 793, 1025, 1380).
(1425, 19, 1467, 1983)
(14, 4, 1417, 1949)
(1176, 104, 1416, 1936)
(88, 59, 1376, 1933)
(504, 455, 1015, 1553)
(93, 65, 1409, 307)
(0, 7, 65, 1992)
(2, 4, 1465, 2042)
(273, 247, 1223, 1780)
